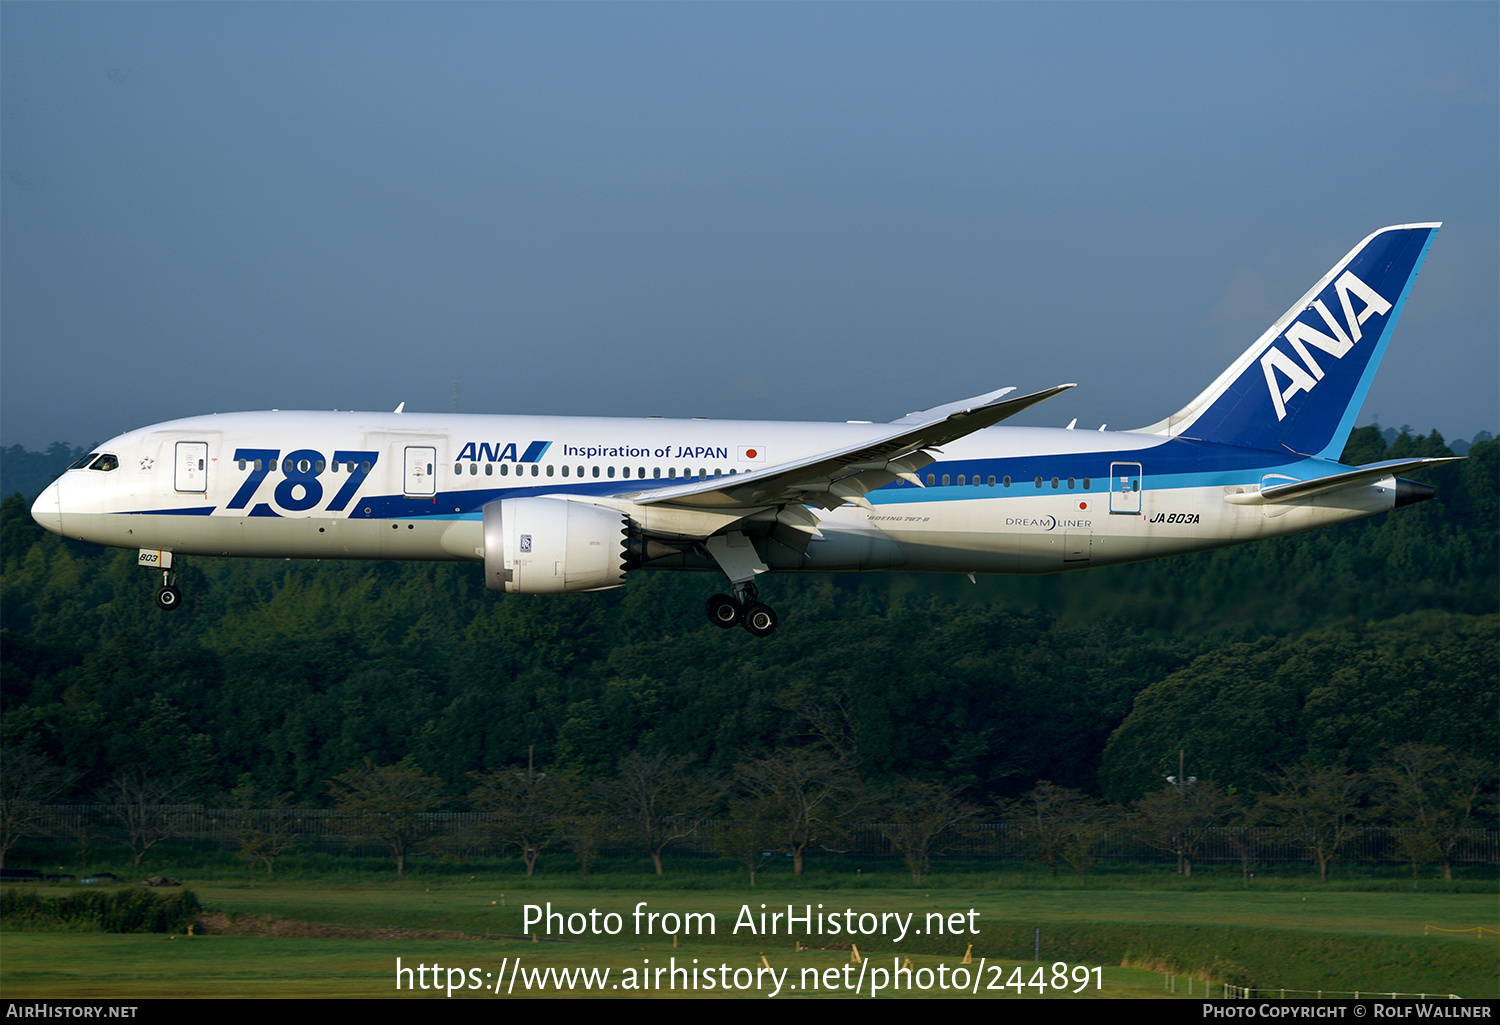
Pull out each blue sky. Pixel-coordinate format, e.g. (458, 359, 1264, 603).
(3, 3, 1496, 451)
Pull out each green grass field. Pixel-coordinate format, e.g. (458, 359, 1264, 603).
(3, 870, 1494, 999)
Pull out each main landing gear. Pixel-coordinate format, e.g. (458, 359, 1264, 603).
(704, 583, 778, 637)
(699, 532, 778, 636)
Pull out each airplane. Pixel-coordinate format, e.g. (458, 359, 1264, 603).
(31, 223, 1458, 636)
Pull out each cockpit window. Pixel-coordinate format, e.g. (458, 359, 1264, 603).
(88, 453, 119, 472)
(69, 453, 98, 470)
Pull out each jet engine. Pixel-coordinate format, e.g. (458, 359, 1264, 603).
(482, 496, 628, 594)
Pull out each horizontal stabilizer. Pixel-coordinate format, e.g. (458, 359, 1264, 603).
(1222, 457, 1460, 505)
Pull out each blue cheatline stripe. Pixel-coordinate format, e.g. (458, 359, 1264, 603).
(117, 506, 216, 516)
(340, 431, 1396, 519)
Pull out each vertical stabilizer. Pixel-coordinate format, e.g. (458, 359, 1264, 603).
(1134, 224, 1440, 458)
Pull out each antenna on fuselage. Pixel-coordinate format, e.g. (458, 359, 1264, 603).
(394, 402, 406, 414)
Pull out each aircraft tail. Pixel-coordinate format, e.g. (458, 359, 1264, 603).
(1134, 224, 1440, 459)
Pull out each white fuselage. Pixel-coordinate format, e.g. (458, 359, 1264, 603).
(31, 409, 1399, 578)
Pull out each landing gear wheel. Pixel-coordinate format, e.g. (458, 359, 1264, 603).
(154, 585, 183, 611)
(705, 593, 742, 628)
(741, 602, 777, 637)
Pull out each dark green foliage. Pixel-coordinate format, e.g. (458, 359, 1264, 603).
(0, 427, 1494, 811)
(0, 886, 201, 933)
(1098, 612, 1498, 803)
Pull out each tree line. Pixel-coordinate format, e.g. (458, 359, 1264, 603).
(1, 427, 1495, 859)
(5, 742, 1491, 887)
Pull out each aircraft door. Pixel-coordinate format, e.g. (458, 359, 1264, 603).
(1109, 462, 1142, 514)
(404, 446, 437, 495)
(175, 442, 208, 493)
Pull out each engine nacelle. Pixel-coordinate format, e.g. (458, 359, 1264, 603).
(482, 496, 628, 594)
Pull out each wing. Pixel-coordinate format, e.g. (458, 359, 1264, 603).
(625, 383, 1075, 513)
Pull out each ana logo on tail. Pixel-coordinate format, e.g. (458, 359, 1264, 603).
(1260, 270, 1392, 420)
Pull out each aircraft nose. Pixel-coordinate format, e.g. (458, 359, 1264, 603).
(31, 480, 63, 535)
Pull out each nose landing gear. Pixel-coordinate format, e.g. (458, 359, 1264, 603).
(154, 581, 183, 610)
(141, 550, 182, 611)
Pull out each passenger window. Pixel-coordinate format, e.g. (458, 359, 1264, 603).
(485, 464, 493, 476)
(607, 466, 615, 478)
(470, 464, 478, 475)
(561, 465, 569, 477)
(668, 468, 677, 479)
(1082, 478, 1090, 489)
(592, 466, 600, 478)
(957, 475, 966, 486)
(1003, 476, 1011, 487)
(531, 465, 539, 476)
(1035, 477, 1043, 488)
(546, 465, 554, 477)
(1051, 477, 1059, 489)
(926, 473, 936, 485)
(500, 464, 509, 476)
(1068, 477, 1075, 489)
(238, 459, 247, 471)
(361, 461, 371, 473)
(942, 474, 951, 486)
(654, 468, 661, 479)
(988, 475, 996, 486)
